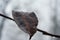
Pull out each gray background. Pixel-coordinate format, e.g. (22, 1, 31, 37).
(0, 0, 60, 40)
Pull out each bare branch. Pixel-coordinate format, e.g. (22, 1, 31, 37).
(37, 28, 60, 38)
(0, 13, 15, 21)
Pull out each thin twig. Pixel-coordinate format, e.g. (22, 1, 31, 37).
(0, 13, 60, 38)
(37, 28, 60, 38)
(0, 13, 15, 21)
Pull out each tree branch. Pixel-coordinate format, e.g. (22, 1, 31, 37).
(0, 13, 15, 21)
(37, 28, 60, 38)
(0, 13, 60, 38)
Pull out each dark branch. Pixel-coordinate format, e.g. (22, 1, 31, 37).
(0, 13, 60, 38)
(37, 28, 60, 38)
(0, 14, 15, 21)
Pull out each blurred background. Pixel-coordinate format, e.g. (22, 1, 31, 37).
(0, 0, 60, 40)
